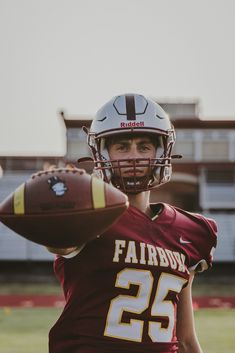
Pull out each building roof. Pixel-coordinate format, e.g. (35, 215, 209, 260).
(172, 118, 235, 129)
(60, 111, 235, 129)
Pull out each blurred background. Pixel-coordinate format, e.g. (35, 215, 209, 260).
(0, 0, 235, 270)
(1, 105, 235, 265)
(0, 1, 235, 352)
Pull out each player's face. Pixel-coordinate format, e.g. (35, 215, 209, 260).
(108, 136, 156, 177)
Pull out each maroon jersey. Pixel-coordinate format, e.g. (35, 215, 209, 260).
(49, 203, 217, 353)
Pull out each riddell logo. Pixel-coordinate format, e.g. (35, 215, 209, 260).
(120, 121, 145, 128)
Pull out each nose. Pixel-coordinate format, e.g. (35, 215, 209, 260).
(128, 145, 138, 157)
(126, 145, 142, 163)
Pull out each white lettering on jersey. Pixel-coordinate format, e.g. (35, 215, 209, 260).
(139, 242, 146, 265)
(147, 244, 158, 266)
(112, 239, 187, 273)
(113, 240, 126, 262)
(125, 241, 138, 263)
(156, 247, 169, 267)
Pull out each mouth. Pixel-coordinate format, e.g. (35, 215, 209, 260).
(122, 169, 145, 177)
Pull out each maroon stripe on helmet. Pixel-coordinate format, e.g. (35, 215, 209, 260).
(125, 95, 136, 120)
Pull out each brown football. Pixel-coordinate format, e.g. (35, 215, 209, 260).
(0, 168, 129, 248)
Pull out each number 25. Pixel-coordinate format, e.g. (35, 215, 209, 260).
(104, 268, 187, 342)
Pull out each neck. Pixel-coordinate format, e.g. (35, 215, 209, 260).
(127, 191, 152, 216)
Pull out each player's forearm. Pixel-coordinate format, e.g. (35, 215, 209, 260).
(178, 336, 203, 353)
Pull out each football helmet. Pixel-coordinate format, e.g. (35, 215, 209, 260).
(87, 93, 178, 193)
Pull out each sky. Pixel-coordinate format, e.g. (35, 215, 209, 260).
(0, 0, 235, 156)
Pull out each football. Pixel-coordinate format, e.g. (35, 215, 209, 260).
(0, 168, 129, 248)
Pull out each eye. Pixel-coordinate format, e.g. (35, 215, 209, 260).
(139, 144, 151, 151)
(116, 143, 129, 151)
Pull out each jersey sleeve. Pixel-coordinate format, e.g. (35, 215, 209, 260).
(188, 215, 218, 273)
(173, 206, 218, 274)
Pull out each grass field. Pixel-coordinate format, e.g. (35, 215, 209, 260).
(0, 307, 234, 353)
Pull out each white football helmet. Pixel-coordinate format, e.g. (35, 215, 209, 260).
(87, 93, 178, 193)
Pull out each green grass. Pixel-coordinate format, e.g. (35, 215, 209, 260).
(0, 282, 61, 295)
(0, 308, 60, 353)
(192, 282, 235, 296)
(195, 309, 235, 353)
(0, 308, 234, 353)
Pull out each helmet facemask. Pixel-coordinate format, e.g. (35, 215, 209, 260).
(87, 130, 176, 194)
(86, 93, 179, 193)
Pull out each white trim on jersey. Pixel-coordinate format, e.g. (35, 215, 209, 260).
(189, 259, 208, 273)
(62, 244, 86, 258)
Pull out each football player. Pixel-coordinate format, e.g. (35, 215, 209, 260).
(48, 94, 217, 353)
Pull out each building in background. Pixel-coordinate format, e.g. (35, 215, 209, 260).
(0, 157, 63, 261)
(0, 100, 235, 262)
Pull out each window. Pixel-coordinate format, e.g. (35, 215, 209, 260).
(173, 130, 194, 159)
(67, 140, 90, 160)
(201, 130, 230, 160)
(206, 170, 235, 185)
(67, 128, 86, 140)
(173, 141, 194, 159)
(202, 141, 229, 160)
